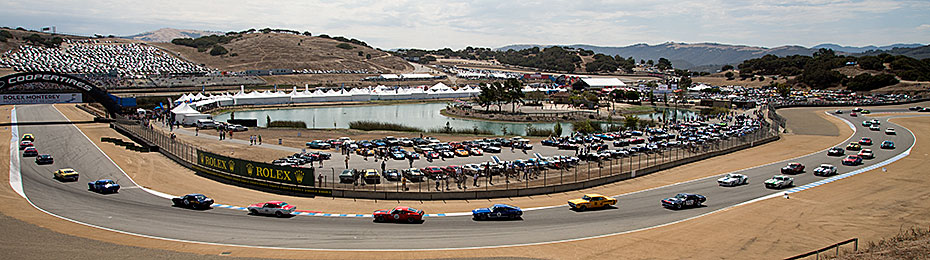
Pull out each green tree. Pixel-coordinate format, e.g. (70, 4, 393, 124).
(721, 64, 734, 71)
(553, 123, 563, 136)
(503, 79, 525, 113)
(623, 115, 639, 130)
(724, 72, 734, 79)
(775, 83, 791, 98)
(209, 45, 228, 56)
(678, 77, 692, 89)
(656, 58, 673, 70)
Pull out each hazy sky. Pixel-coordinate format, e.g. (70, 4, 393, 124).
(2, 0, 928, 50)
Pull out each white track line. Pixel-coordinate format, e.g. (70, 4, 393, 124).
(9, 106, 25, 198)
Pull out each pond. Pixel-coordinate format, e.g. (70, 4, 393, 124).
(213, 102, 697, 136)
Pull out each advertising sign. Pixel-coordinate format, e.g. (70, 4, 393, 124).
(0, 93, 82, 105)
(197, 150, 315, 187)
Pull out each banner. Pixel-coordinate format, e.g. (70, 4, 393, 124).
(197, 150, 315, 186)
(0, 93, 82, 105)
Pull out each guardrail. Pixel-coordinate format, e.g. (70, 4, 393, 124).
(785, 238, 858, 260)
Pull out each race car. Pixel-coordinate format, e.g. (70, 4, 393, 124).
(661, 193, 706, 210)
(827, 147, 845, 156)
(813, 164, 838, 176)
(172, 194, 214, 209)
(869, 125, 880, 131)
(53, 168, 79, 181)
(885, 128, 896, 135)
(22, 147, 38, 157)
(717, 173, 749, 186)
(869, 119, 880, 125)
(339, 169, 358, 183)
(764, 175, 794, 189)
(858, 137, 872, 145)
(881, 140, 895, 149)
(87, 179, 120, 193)
(422, 166, 444, 178)
(845, 143, 861, 151)
(439, 149, 455, 158)
(834, 110, 843, 114)
(35, 154, 54, 164)
(21, 133, 34, 142)
(862, 121, 871, 127)
(842, 155, 863, 166)
(468, 147, 483, 156)
(858, 149, 874, 159)
(472, 204, 523, 220)
(861, 109, 871, 114)
(454, 149, 469, 157)
(482, 145, 502, 153)
(850, 112, 858, 117)
(780, 162, 805, 175)
(19, 140, 33, 150)
(389, 151, 406, 160)
(373, 206, 424, 223)
(568, 194, 617, 211)
(247, 201, 296, 217)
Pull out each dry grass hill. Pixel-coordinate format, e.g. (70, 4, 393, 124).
(151, 33, 413, 73)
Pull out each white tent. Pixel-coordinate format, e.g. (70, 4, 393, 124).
(171, 102, 211, 125)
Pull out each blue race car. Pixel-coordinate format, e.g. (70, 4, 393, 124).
(88, 179, 120, 193)
(472, 204, 523, 220)
(880, 140, 895, 149)
(172, 193, 214, 209)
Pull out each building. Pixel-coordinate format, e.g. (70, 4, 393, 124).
(572, 77, 627, 90)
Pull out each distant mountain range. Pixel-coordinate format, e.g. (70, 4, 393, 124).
(498, 42, 927, 71)
(123, 28, 222, 42)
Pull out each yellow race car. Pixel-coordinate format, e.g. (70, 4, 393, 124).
(568, 194, 617, 211)
(454, 149, 470, 157)
(845, 143, 861, 151)
(21, 133, 35, 142)
(54, 168, 79, 182)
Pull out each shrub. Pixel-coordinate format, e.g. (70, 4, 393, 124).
(268, 120, 307, 128)
(336, 43, 355, 50)
(525, 125, 555, 137)
(209, 45, 228, 56)
(349, 121, 423, 132)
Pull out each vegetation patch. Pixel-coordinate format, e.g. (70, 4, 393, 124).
(349, 121, 423, 132)
(268, 120, 307, 128)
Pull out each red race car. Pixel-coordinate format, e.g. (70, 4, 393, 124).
(421, 166, 444, 178)
(373, 206, 424, 223)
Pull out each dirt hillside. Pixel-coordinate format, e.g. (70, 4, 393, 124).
(152, 33, 413, 73)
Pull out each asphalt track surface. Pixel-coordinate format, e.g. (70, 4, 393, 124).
(11, 104, 917, 250)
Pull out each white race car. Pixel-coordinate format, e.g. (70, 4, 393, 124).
(885, 128, 896, 135)
(764, 175, 794, 189)
(717, 173, 749, 187)
(813, 164, 838, 177)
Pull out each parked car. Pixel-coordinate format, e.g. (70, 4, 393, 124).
(780, 162, 805, 174)
(842, 155, 863, 166)
(195, 119, 216, 129)
(53, 168, 79, 181)
(247, 201, 296, 217)
(472, 204, 523, 220)
(363, 169, 381, 184)
(383, 169, 401, 182)
(339, 169, 358, 183)
(373, 206, 424, 223)
(401, 168, 425, 182)
(880, 140, 895, 149)
(306, 140, 332, 149)
(813, 164, 838, 176)
(35, 154, 54, 164)
(454, 149, 469, 157)
(717, 173, 749, 186)
(88, 179, 120, 193)
(172, 194, 214, 209)
(764, 175, 794, 189)
(482, 145, 501, 153)
(661, 193, 706, 209)
(567, 194, 617, 211)
(422, 166, 444, 178)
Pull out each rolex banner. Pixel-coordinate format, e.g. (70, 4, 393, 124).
(197, 150, 314, 186)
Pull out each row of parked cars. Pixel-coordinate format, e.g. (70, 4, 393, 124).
(271, 151, 333, 167)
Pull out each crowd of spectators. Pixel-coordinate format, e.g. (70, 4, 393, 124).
(0, 40, 213, 77)
(293, 68, 381, 74)
(150, 75, 265, 88)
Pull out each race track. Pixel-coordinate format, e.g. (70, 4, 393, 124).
(11, 104, 917, 250)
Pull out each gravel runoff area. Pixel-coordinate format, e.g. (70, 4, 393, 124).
(0, 102, 928, 259)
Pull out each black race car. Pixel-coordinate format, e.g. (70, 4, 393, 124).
(827, 147, 845, 156)
(780, 162, 805, 174)
(35, 154, 54, 164)
(661, 193, 706, 210)
(172, 194, 214, 209)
